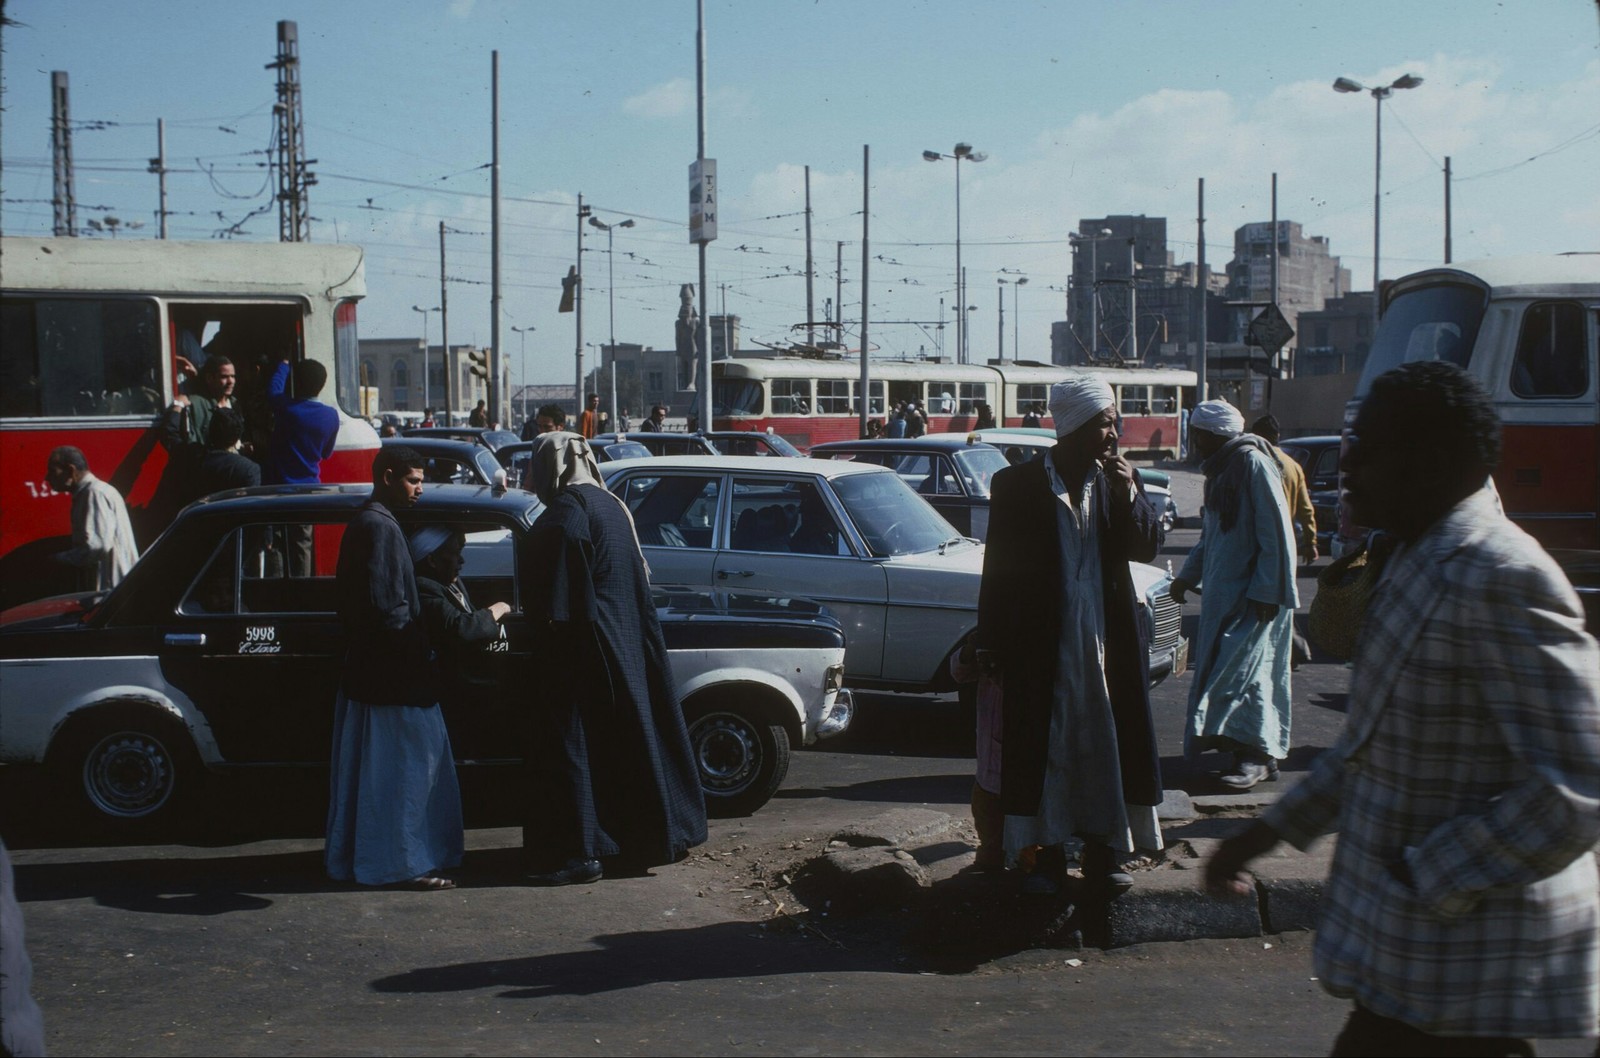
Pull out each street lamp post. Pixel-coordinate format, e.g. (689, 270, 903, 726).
(411, 305, 438, 414)
(1012, 276, 1027, 360)
(922, 143, 986, 364)
(1068, 229, 1112, 360)
(1333, 72, 1423, 330)
(510, 324, 534, 428)
(588, 214, 635, 432)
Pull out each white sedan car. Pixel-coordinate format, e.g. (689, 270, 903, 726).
(599, 456, 1186, 698)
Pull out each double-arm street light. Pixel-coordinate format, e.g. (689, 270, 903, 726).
(411, 305, 439, 414)
(1067, 228, 1113, 360)
(510, 324, 535, 428)
(922, 143, 986, 364)
(1333, 72, 1423, 325)
(588, 214, 635, 432)
(998, 275, 1028, 362)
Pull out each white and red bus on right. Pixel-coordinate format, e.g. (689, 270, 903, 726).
(1345, 253, 1598, 621)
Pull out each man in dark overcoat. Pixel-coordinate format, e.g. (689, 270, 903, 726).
(977, 375, 1163, 897)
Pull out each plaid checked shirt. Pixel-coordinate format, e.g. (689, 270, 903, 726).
(1263, 489, 1600, 1038)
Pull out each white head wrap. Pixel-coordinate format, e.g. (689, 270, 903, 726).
(1048, 375, 1116, 438)
(526, 431, 605, 506)
(407, 525, 454, 564)
(1190, 399, 1245, 437)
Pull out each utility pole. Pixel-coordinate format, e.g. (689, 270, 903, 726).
(269, 21, 314, 242)
(1444, 156, 1453, 264)
(576, 194, 590, 416)
(996, 280, 1004, 363)
(489, 51, 503, 427)
(694, 0, 712, 432)
(805, 165, 815, 349)
(1271, 172, 1280, 379)
(835, 241, 844, 336)
(50, 71, 75, 237)
(148, 118, 169, 238)
(439, 222, 451, 423)
(1197, 177, 1208, 404)
(859, 145, 870, 439)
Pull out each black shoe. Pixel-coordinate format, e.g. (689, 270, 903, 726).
(525, 858, 603, 887)
(1080, 841, 1135, 899)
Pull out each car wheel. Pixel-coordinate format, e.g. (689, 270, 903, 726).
(55, 707, 198, 827)
(685, 705, 791, 818)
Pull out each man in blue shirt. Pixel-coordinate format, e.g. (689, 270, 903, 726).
(266, 358, 339, 485)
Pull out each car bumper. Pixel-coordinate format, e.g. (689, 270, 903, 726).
(1147, 636, 1189, 686)
(813, 688, 854, 741)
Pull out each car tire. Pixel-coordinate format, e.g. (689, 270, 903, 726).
(685, 704, 791, 819)
(53, 706, 199, 831)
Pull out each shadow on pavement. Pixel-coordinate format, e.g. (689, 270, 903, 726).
(371, 918, 892, 998)
(773, 771, 970, 806)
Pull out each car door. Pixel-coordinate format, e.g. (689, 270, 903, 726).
(160, 520, 347, 764)
(613, 470, 723, 590)
(715, 473, 888, 681)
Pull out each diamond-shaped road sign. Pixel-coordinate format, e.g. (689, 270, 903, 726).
(1247, 303, 1295, 355)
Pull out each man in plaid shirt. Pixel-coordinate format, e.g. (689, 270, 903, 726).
(1208, 362, 1600, 1055)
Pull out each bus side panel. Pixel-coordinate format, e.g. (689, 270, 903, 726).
(0, 420, 168, 609)
(1496, 422, 1599, 551)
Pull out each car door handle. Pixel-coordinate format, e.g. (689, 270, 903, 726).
(718, 569, 756, 579)
(164, 633, 207, 647)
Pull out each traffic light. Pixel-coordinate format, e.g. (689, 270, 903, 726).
(468, 348, 489, 380)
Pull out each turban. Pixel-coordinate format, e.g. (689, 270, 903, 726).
(407, 525, 454, 564)
(1191, 399, 1244, 437)
(1048, 375, 1116, 438)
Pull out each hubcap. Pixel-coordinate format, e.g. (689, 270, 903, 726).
(83, 731, 175, 818)
(691, 713, 760, 794)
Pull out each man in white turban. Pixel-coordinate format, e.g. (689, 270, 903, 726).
(976, 374, 1165, 900)
(1171, 399, 1298, 788)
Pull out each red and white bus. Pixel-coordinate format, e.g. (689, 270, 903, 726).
(712, 358, 1195, 454)
(0, 236, 379, 607)
(1344, 253, 1599, 621)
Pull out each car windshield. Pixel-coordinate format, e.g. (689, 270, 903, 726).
(830, 471, 963, 556)
(952, 446, 1009, 499)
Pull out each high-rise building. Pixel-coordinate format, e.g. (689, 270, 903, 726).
(1223, 221, 1351, 374)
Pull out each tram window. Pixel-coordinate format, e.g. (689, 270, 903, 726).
(1149, 386, 1178, 415)
(770, 377, 812, 415)
(1120, 386, 1150, 416)
(817, 379, 851, 414)
(958, 383, 987, 414)
(929, 381, 959, 414)
(1, 297, 162, 418)
(168, 302, 303, 396)
(1015, 384, 1048, 414)
(1510, 302, 1587, 398)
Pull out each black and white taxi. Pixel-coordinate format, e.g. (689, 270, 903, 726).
(0, 484, 852, 830)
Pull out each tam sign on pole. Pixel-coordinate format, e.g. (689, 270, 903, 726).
(690, 159, 717, 243)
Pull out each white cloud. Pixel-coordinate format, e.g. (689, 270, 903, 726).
(624, 78, 694, 119)
(448, 0, 476, 18)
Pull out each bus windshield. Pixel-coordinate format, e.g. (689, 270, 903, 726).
(1357, 281, 1488, 397)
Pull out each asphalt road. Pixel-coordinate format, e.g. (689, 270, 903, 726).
(1, 505, 1424, 1056)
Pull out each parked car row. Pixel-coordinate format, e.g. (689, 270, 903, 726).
(0, 485, 853, 830)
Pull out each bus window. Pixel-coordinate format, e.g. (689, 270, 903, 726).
(1, 297, 162, 418)
(1359, 281, 1487, 394)
(1510, 302, 1588, 398)
(771, 377, 812, 415)
(817, 379, 850, 414)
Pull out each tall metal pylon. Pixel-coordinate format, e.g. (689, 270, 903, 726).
(268, 21, 314, 242)
(51, 71, 76, 237)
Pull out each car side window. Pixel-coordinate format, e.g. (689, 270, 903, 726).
(730, 477, 845, 556)
(619, 474, 721, 549)
(180, 523, 346, 615)
(932, 457, 963, 495)
(1311, 447, 1339, 484)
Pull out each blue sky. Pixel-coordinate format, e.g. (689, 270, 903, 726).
(3, 0, 1597, 384)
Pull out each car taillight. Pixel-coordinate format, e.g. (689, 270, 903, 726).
(824, 663, 844, 694)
